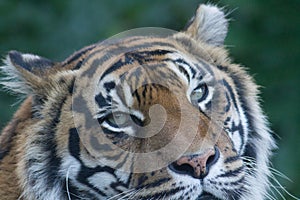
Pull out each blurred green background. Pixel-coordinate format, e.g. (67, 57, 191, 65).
(0, 0, 299, 199)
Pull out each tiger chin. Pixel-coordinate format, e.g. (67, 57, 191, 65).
(0, 4, 275, 200)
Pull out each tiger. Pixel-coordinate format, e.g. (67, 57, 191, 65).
(0, 4, 276, 200)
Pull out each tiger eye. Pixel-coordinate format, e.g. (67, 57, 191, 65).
(108, 113, 129, 126)
(190, 84, 207, 105)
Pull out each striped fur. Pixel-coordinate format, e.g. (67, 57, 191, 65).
(0, 4, 275, 200)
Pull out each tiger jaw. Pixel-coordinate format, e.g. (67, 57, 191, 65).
(127, 164, 245, 200)
(126, 134, 244, 200)
(197, 193, 220, 200)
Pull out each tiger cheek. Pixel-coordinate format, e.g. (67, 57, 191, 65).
(216, 131, 241, 164)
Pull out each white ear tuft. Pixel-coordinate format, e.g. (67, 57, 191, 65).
(0, 51, 54, 96)
(184, 4, 228, 46)
(0, 56, 32, 95)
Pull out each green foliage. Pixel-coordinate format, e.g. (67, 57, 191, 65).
(0, 0, 299, 198)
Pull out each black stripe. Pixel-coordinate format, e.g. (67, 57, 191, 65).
(26, 96, 66, 190)
(194, 59, 214, 78)
(132, 90, 141, 106)
(100, 54, 134, 81)
(222, 187, 244, 200)
(163, 58, 196, 81)
(83, 41, 177, 79)
(42, 98, 66, 188)
(227, 73, 259, 156)
(217, 65, 261, 158)
(222, 79, 238, 115)
(220, 81, 247, 150)
(73, 60, 84, 70)
(138, 174, 149, 186)
(126, 67, 142, 84)
(73, 94, 98, 130)
(224, 92, 231, 112)
(100, 49, 173, 81)
(95, 93, 111, 107)
(178, 64, 190, 81)
(89, 134, 114, 151)
(216, 166, 244, 178)
(103, 81, 116, 92)
(64, 45, 96, 70)
(69, 128, 81, 160)
(231, 122, 245, 151)
(69, 128, 132, 196)
(114, 151, 130, 170)
(175, 58, 197, 78)
(142, 85, 148, 104)
(76, 169, 106, 196)
(243, 142, 257, 169)
(62, 180, 99, 199)
(224, 155, 240, 164)
(217, 65, 228, 71)
(140, 186, 184, 200)
(69, 128, 114, 196)
(138, 177, 171, 189)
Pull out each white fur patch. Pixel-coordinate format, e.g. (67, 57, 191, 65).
(123, 81, 134, 107)
(0, 56, 32, 95)
(88, 172, 117, 196)
(22, 53, 42, 62)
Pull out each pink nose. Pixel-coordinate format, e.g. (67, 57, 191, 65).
(169, 147, 219, 178)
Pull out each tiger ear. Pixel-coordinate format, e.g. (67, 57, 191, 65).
(0, 50, 55, 96)
(183, 4, 228, 46)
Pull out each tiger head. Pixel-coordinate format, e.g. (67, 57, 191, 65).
(0, 4, 275, 200)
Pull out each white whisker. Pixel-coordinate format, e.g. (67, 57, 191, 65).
(65, 165, 84, 200)
(66, 165, 72, 200)
(107, 188, 136, 200)
(241, 156, 299, 200)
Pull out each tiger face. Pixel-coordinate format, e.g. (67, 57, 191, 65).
(0, 4, 275, 200)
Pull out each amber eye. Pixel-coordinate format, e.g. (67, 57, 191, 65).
(107, 112, 130, 127)
(190, 84, 208, 105)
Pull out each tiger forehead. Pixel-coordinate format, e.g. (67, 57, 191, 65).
(130, 83, 185, 112)
(78, 36, 196, 77)
(106, 60, 189, 110)
(102, 49, 179, 80)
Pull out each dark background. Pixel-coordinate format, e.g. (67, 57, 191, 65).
(0, 0, 299, 199)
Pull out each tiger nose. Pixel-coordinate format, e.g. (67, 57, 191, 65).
(169, 147, 220, 179)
